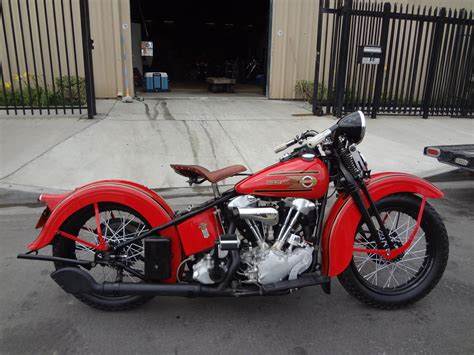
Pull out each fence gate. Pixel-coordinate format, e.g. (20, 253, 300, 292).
(0, 0, 96, 117)
(312, 0, 474, 118)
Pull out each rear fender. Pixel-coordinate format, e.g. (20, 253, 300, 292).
(29, 180, 181, 283)
(321, 172, 444, 277)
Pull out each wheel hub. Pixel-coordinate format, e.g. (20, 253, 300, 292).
(365, 230, 404, 264)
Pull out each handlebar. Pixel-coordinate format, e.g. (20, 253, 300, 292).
(274, 125, 337, 153)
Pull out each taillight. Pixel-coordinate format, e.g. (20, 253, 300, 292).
(425, 147, 441, 157)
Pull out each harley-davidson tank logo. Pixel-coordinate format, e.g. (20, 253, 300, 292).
(266, 174, 318, 189)
(300, 175, 317, 188)
(198, 223, 210, 239)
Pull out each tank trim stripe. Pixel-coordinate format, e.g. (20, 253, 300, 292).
(268, 171, 320, 175)
(254, 189, 312, 193)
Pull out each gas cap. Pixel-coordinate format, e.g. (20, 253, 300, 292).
(302, 153, 315, 162)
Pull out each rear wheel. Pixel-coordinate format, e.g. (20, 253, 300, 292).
(53, 203, 153, 311)
(338, 194, 449, 309)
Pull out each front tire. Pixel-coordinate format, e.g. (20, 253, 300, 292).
(338, 193, 449, 309)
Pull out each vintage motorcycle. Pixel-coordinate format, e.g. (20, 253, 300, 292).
(18, 111, 449, 311)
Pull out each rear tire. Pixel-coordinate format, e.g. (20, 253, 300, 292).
(53, 203, 154, 311)
(338, 194, 449, 309)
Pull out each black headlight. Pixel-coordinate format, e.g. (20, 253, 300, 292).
(336, 111, 366, 145)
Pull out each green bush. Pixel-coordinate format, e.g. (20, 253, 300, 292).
(0, 73, 86, 108)
(54, 75, 86, 105)
(295, 80, 327, 102)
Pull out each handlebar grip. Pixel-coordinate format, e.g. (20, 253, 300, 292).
(274, 142, 289, 153)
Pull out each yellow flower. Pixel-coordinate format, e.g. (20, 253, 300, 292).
(14, 74, 19, 81)
(22, 72, 28, 78)
(5, 82, 11, 88)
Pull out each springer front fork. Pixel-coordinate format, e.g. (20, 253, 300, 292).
(350, 183, 396, 251)
(338, 162, 396, 253)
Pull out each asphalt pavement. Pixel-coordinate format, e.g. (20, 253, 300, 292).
(0, 171, 473, 354)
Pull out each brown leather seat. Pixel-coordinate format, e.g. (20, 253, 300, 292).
(170, 164, 247, 183)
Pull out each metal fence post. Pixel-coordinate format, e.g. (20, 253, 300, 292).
(334, 0, 353, 118)
(371, 2, 391, 118)
(422, 8, 446, 119)
(79, 0, 96, 118)
(312, 0, 324, 115)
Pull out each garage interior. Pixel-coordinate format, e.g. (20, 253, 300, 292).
(130, 0, 270, 97)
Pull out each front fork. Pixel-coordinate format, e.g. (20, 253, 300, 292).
(339, 163, 396, 253)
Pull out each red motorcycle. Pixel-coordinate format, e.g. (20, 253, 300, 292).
(18, 111, 449, 311)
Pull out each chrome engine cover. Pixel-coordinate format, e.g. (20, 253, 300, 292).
(243, 245, 314, 284)
(192, 254, 215, 284)
(230, 195, 316, 285)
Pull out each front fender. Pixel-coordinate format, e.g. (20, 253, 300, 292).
(321, 172, 443, 277)
(28, 180, 181, 282)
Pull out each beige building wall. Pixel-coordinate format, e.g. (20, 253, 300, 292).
(88, 0, 132, 98)
(0, 0, 84, 90)
(268, 0, 474, 99)
(2, 0, 471, 100)
(0, 0, 132, 100)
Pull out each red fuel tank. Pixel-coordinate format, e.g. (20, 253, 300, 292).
(235, 157, 329, 199)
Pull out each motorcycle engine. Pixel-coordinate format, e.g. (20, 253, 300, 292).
(192, 195, 317, 285)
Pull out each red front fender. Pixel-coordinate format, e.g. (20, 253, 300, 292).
(321, 172, 444, 277)
(28, 180, 181, 282)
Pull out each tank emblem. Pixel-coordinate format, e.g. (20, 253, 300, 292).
(266, 175, 317, 189)
(198, 223, 210, 238)
(300, 175, 317, 188)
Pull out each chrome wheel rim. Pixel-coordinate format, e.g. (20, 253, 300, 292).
(352, 210, 431, 292)
(74, 208, 149, 283)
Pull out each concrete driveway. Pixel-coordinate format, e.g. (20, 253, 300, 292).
(1, 97, 473, 191)
(0, 171, 473, 354)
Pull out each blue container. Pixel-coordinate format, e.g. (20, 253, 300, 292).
(160, 72, 169, 91)
(144, 72, 155, 92)
(144, 72, 169, 92)
(153, 73, 162, 90)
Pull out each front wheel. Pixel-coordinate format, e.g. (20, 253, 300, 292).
(338, 193, 449, 309)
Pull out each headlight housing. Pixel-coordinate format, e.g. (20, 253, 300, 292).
(336, 111, 366, 145)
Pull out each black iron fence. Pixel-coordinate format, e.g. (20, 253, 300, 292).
(0, 0, 96, 117)
(312, 0, 474, 118)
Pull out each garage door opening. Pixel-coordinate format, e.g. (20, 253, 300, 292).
(130, 0, 270, 97)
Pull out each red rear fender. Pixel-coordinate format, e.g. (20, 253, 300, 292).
(321, 172, 443, 277)
(29, 180, 181, 282)
(38, 192, 72, 210)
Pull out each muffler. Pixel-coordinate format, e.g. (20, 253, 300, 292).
(50, 268, 231, 297)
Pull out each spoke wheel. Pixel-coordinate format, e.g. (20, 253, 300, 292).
(53, 203, 153, 311)
(353, 211, 430, 292)
(338, 194, 449, 309)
